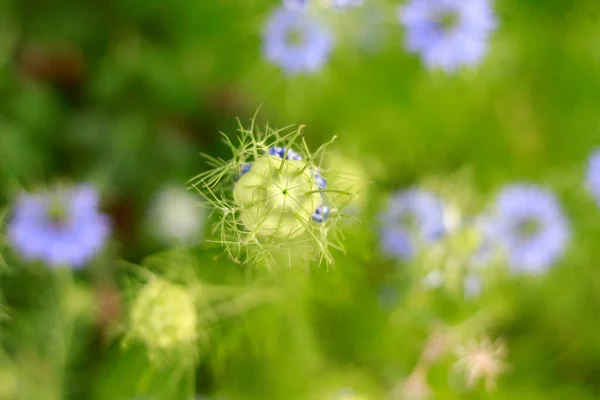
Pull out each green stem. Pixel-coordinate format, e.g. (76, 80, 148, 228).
(53, 266, 75, 400)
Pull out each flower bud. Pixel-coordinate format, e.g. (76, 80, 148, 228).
(129, 279, 196, 350)
(234, 156, 322, 238)
(191, 121, 347, 267)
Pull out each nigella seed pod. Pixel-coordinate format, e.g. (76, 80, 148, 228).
(234, 156, 322, 238)
(240, 146, 329, 228)
(190, 119, 354, 267)
(129, 279, 197, 352)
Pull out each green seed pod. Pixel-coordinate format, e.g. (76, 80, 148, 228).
(129, 279, 196, 350)
(234, 156, 322, 238)
(190, 119, 355, 267)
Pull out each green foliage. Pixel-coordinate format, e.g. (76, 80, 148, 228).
(0, 0, 600, 399)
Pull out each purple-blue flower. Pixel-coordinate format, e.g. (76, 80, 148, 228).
(8, 185, 111, 268)
(263, 7, 334, 75)
(398, 0, 497, 72)
(586, 149, 600, 206)
(380, 189, 446, 260)
(491, 184, 569, 274)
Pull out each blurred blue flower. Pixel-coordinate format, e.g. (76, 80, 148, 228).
(379, 189, 446, 260)
(492, 184, 569, 274)
(586, 149, 600, 206)
(8, 185, 111, 268)
(398, 0, 497, 72)
(263, 7, 334, 75)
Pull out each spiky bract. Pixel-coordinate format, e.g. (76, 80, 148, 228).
(190, 120, 350, 268)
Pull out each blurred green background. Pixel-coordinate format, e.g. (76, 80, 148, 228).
(1, 0, 600, 399)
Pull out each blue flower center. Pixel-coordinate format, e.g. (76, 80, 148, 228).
(516, 217, 541, 239)
(435, 10, 461, 32)
(286, 26, 307, 47)
(399, 212, 419, 232)
(47, 199, 69, 226)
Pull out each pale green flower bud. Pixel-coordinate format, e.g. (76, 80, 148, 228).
(191, 120, 353, 267)
(234, 156, 322, 238)
(130, 279, 196, 350)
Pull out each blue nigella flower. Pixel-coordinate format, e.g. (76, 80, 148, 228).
(491, 184, 569, 274)
(8, 185, 111, 268)
(379, 188, 446, 260)
(263, 7, 334, 75)
(586, 149, 600, 207)
(398, 0, 497, 72)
